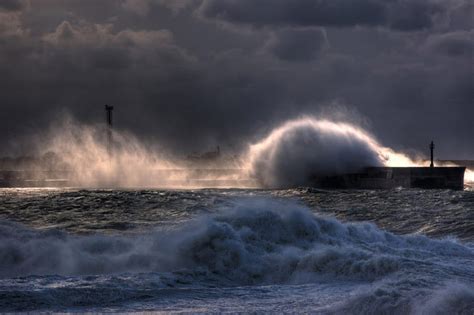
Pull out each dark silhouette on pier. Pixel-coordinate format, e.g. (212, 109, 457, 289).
(105, 105, 114, 155)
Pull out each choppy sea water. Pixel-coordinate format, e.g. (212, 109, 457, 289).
(0, 188, 473, 314)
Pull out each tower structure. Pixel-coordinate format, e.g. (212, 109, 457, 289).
(105, 105, 114, 155)
(430, 141, 435, 168)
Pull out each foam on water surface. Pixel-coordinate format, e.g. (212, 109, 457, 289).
(0, 195, 473, 313)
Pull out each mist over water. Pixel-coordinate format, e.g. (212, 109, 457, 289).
(32, 116, 471, 188)
(43, 120, 175, 187)
(38, 119, 248, 188)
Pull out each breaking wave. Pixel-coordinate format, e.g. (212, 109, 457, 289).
(1, 197, 473, 313)
(245, 117, 419, 188)
(1, 198, 472, 284)
(334, 281, 474, 315)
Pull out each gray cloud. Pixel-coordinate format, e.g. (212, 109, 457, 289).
(0, 0, 472, 160)
(386, 0, 442, 31)
(122, 0, 195, 15)
(199, 0, 444, 31)
(425, 30, 474, 57)
(447, 1, 474, 31)
(0, 0, 25, 11)
(264, 28, 328, 61)
(122, 0, 151, 16)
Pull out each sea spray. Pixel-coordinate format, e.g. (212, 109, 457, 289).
(39, 118, 247, 188)
(35, 116, 470, 188)
(245, 117, 421, 188)
(41, 118, 175, 187)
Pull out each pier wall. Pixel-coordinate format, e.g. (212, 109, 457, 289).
(311, 167, 466, 190)
(0, 167, 466, 189)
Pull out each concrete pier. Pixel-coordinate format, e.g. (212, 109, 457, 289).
(309, 167, 466, 190)
(0, 167, 467, 189)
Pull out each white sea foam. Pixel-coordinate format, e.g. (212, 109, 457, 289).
(244, 117, 425, 187)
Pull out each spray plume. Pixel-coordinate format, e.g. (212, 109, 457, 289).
(40, 119, 248, 188)
(245, 117, 428, 188)
(465, 170, 474, 184)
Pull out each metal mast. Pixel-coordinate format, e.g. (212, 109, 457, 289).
(105, 105, 114, 155)
(430, 141, 435, 168)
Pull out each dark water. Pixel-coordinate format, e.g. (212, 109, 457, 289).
(0, 188, 473, 313)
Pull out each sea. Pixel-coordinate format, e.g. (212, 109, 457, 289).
(0, 187, 473, 314)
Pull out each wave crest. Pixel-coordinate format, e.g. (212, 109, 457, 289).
(245, 117, 405, 188)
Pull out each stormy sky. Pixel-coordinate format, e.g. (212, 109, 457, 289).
(0, 0, 473, 158)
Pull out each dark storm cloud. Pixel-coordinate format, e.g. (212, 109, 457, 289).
(0, 14, 199, 152)
(0, 0, 24, 11)
(199, 0, 444, 31)
(425, 30, 474, 57)
(0, 0, 473, 159)
(447, 1, 474, 31)
(264, 28, 328, 61)
(385, 0, 442, 31)
(0, 9, 285, 154)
